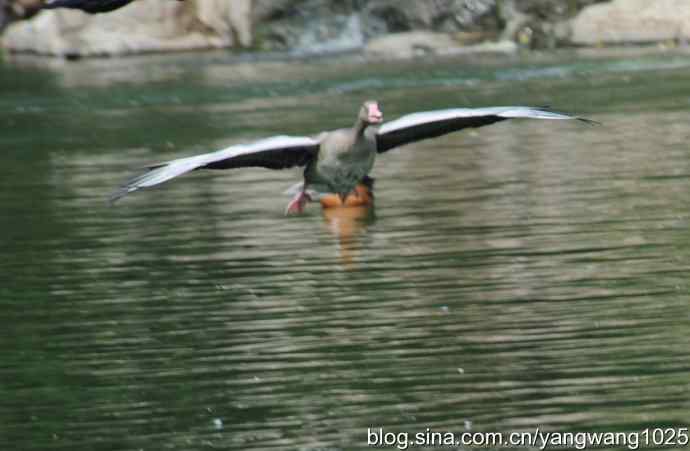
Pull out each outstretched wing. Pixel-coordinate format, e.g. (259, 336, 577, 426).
(111, 135, 320, 203)
(376, 106, 597, 153)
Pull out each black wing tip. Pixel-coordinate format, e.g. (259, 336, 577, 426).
(108, 187, 132, 205)
(576, 117, 602, 126)
(536, 106, 601, 126)
(108, 167, 155, 205)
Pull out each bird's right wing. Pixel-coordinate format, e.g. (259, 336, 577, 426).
(376, 106, 597, 153)
(110, 135, 320, 203)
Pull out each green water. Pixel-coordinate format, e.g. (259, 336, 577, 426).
(1, 49, 689, 450)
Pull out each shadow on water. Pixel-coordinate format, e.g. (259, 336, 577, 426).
(1, 50, 690, 450)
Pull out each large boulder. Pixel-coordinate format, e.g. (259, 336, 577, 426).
(1, 0, 252, 57)
(571, 0, 690, 45)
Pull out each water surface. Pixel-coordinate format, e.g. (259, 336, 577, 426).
(1, 49, 689, 450)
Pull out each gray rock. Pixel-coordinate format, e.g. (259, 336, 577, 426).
(511, 0, 606, 21)
(254, 0, 499, 50)
(498, 0, 604, 48)
(0, 0, 638, 58)
(571, 0, 690, 45)
(198, 0, 252, 48)
(364, 0, 498, 33)
(2, 0, 252, 56)
(253, 0, 363, 51)
(365, 30, 460, 58)
(365, 30, 515, 59)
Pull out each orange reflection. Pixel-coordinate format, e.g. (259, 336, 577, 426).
(320, 183, 375, 268)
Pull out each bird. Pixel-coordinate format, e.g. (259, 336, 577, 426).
(110, 101, 596, 213)
(42, 0, 183, 14)
(42, 0, 136, 13)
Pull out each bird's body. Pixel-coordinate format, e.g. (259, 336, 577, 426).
(306, 126, 377, 197)
(111, 101, 595, 213)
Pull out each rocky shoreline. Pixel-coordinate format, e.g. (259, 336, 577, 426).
(1, 0, 689, 59)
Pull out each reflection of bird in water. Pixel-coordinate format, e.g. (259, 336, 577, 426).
(322, 201, 375, 268)
(112, 100, 595, 213)
(43, 0, 182, 14)
(286, 177, 374, 267)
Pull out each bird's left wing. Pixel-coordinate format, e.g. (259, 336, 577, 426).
(110, 135, 319, 203)
(376, 106, 597, 154)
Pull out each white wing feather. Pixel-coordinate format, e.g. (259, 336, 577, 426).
(111, 135, 319, 202)
(378, 106, 585, 136)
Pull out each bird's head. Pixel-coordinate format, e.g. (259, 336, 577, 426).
(360, 100, 383, 125)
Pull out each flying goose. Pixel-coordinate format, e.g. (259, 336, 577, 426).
(111, 101, 595, 213)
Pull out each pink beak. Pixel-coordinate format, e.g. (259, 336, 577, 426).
(368, 103, 383, 123)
